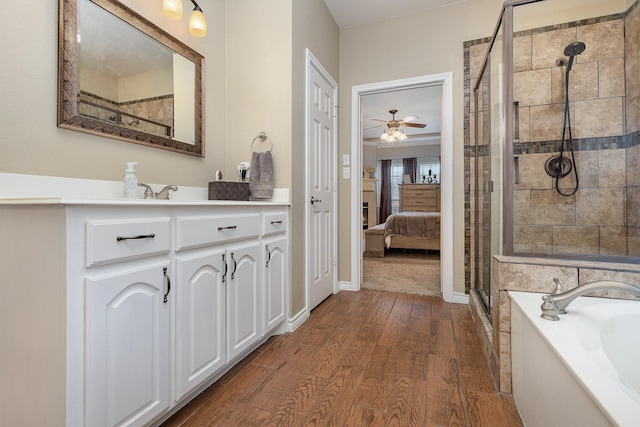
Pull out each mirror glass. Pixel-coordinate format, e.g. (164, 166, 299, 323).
(59, 0, 205, 156)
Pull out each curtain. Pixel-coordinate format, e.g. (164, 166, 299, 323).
(403, 157, 417, 183)
(379, 159, 392, 224)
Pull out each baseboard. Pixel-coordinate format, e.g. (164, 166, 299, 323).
(287, 306, 309, 332)
(338, 281, 357, 291)
(451, 291, 469, 304)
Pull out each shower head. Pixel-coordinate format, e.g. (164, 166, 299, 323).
(564, 41, 586, 57)
(564, 42, 586, 72)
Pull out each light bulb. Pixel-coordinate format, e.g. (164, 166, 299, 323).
(162, 0, 183, 20)
(380, 132, 388, 141)
(399, 132, 408, 140)
(189, 8, 207, 37)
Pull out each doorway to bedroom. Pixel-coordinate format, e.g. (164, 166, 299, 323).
(358, 82, 444, 298)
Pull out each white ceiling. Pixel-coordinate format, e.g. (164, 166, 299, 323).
(323, 1, 450, 147)
(361, 85, 442, 146)
(323, 0, 466, 28)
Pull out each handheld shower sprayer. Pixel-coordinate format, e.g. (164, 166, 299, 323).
(545, 41, 586, 196)
(563, 41, 586, 72)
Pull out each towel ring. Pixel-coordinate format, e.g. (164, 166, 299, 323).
(251, 132, 273, 152)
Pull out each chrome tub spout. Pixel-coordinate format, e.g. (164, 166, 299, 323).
(541, 280, 640, 321)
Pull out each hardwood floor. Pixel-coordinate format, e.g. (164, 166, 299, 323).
(161, 290, 523, 427)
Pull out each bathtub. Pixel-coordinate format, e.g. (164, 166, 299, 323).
(510, 291, 640, 427)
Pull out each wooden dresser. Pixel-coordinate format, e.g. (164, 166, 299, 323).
(399, 183, 440, 212)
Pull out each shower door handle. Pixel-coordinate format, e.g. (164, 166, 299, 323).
(484, 181, 494, 193)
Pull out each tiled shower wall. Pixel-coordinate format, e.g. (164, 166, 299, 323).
(511, 13, 639, 256)
(464, 2, 640, 393)
(78, 91, 175, 137)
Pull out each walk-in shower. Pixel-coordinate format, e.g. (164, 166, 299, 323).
(465, 0, 639, 314)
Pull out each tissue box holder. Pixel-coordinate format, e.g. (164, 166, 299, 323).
(208, 181, 250, 201)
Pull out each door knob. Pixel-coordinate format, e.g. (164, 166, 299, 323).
(310, 196, 322, 205)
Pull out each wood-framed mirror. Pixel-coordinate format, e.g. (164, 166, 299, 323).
(58, 0, 205, 156)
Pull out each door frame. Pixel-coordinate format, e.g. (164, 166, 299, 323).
(305, 49, 338, 311)
(350, 73, 456, 302)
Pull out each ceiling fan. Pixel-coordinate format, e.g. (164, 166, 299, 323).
(370, 109, 427, 141)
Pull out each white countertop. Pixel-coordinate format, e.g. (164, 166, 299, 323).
(0, 197, 289, 207)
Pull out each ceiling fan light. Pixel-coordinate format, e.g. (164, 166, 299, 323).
(189, 7, 207, 37)
(392, 130, 401, 138)
(380, 132, 388, 141)
(399, 132, 408, 140)
(162, 0, 183, 20)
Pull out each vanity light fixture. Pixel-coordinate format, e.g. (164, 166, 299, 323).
(188, 0, 207, 37)
(162, 0, 183, 20)
(162, 0, 207, 37)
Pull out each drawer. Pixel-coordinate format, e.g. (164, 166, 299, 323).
(262, 212, 287, 236)
(86, 218, 171, 267)
(404, 198, 437, 206)
(176, 214, 260, 251)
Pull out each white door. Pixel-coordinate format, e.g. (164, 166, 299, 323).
(175, 249, 226, 401)
(307, 52, 337, 310)
(262, 236, 287, 335)
(226, 241, 260, 362)
(85, 264, 170, 427)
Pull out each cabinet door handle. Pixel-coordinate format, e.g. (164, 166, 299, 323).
(116, 233, 155, 241)
(270, 220, 283, 224)
(265, 244, 271, 268)
(222, 254, 227, 283)
(163, 267, 171, 303)
(230, 252, 237, 280)
(217, 225, 237, 231)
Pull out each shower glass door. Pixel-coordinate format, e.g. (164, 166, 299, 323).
(474, 15, 505, 316)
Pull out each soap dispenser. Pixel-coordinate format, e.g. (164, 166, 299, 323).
(124, 162, 139, 199)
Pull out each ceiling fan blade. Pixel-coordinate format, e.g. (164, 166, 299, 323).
(370, 118, 388, 123)
(401, 115, 419, 123)
(364, 124, 383, 130)
(402, 122, 427, 128)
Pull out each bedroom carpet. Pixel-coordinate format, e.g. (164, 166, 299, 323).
(362, 250, 441, 297)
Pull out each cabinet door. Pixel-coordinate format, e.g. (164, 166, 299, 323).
(85, 264, 170, 427)
(226, 241, 260, 361)
(262, 236, 287, 336)
(175, 249, 226, 401)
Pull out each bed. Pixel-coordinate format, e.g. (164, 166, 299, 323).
(364, 212, 441, 257)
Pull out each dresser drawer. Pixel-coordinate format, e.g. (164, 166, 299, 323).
(176, 214, 260, 251)
(262, 212, 287, 236)
(86, 218, 171, 267)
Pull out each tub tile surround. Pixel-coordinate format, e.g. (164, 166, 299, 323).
(470, 255, 640, 393)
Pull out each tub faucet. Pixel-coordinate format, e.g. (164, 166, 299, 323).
(541, 280, 640, 321)
(138, 183, 178, 200)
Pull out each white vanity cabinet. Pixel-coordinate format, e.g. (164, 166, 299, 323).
(82, 215, 173, 427)
(261, 211, 288, 337)
(0, 201, 289, 427)
(85, 264, 171, 427)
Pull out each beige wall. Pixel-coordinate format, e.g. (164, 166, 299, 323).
(337, 0, 504, 294)
(337, 0, 629, 294)
(0, 0, 226, 185)
(291, 0, 340, 314)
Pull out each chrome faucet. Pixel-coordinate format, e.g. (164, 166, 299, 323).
(138, 183, 178, 200)
(541, 280, 640, 321)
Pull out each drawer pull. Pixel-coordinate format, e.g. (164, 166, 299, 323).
(116, 233, 156, 241)
(217, 225, 237, 231)
(270, 220, 283, 225)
